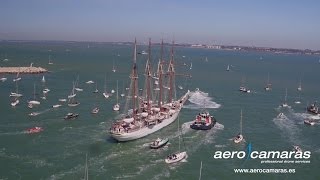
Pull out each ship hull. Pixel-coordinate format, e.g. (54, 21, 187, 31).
(111, 110, 180, 141)
(110, 91, 189, 142)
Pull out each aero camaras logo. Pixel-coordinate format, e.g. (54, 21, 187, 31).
(213, 143, 311, 159)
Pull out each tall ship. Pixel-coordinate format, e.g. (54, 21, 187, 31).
(110, 39, 190, 142)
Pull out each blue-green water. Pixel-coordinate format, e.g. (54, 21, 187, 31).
(1, 42, 320, 180)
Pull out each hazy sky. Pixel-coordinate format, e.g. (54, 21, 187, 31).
(1, 0, 320, 50)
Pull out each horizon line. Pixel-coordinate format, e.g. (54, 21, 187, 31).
(0, 39, 319, 52)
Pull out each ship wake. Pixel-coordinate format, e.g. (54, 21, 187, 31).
(183, 89, 221, 109)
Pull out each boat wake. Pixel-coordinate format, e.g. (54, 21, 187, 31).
(184, 89, 221, 109)
(273, 112, 302, 144)
(0, 131, 28, 136)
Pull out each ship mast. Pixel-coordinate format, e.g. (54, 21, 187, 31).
(144, 38, 153, 114)
(167, 41, 176, 103)
(126, 38, 139, 121)
(157, 39, 164, 108)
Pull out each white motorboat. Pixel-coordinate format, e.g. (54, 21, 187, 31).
(293, 145, 302, 152)
(52, 104, 62, 108)
(304, 119, 315, 126)
(91, 107, 99, 114)
(11, 98, 20, 107)
(150, 138, 169, 149)
(86, 80, 94, 84)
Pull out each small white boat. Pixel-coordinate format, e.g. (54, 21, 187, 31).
(68, 102, 80, 107)
(277, 112, 285, 119)
(111, 89, 115, 94)
(150, 138, 169, 149)
(304, 119, 315, 126)
(239, 86, 251, 93)
(103, 92, 110, 99)
(0, 77, 7, 82)
(41, 76, 46, 83)
(11, 99, 20, 107)
(75, 88, 83, 92)
(293, 145, 302, 152)
(178, 85, 183, 90)
(64, 113, 79, 120)
(226, 64, 230, 71)
(43, 88, 50, 94)
(29, 112, 40, 116)
(91, 107, 99, 114)
(297, 79, 302, 91)
(13, 77, 21, 82)
(113, 104, 120, 111)
(48, 55, 53, 65)
(28, 100, 41, 105)
(68, 94, 76, 99)
(234, 134, 244, 144)
(86, 80, 94, 84)
(294, 101, 301, 104)
(120, 93, 125, 97)
(165, 151, 187, 164)
(59, 98, 67, 102)
(52, 104, 62, 108)
(9, 92, 23, 97)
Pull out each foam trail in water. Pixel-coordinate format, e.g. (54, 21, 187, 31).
(184, 89, 221, 109)
(273, 112, 301, 144)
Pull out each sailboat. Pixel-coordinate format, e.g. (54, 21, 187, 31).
(10, 81, 23, 97)
(28, 83, 41, 108)
(68, 82, 77, 99)
(226, 64, 230, 71)
(281, 88, 289, 108)
(113, 80, 120, 111)
(0, 77, 7, 82)
(165, 116, 187, 164)
(68, 82, 80, 107)
(41, 76, 46, 83)
(264, 73, 272, 91)
(75, 75, 83, 92)
(110, 39, 190, 141)
(239, 77, 250, 93)
(11, 97, 20, 107)
(190, 62, 193, 70)
(41, 76, 50, 95)
(297, 79, 302, 91)
(112, 59, 116, 72)
(48, 55, 53, 65)
(93, 82, 98, 93)
(120, 82, 125, 97)
(13, 70, 21, 82)
(102, 75, 111, 98)
(233, 110, 245, 144)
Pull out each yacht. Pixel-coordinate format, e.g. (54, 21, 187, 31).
(150, 138, 169, 149)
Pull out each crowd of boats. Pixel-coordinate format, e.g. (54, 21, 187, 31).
(1, 39, 319, 165)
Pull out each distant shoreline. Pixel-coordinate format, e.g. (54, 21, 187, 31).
(1, 39, 319, 56)
(0, 67, 48, 74)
